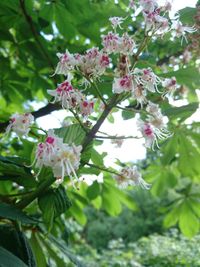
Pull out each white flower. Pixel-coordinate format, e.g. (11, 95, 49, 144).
(33, 130, 82, 187)
(162, 77, 177, 96)
(132, 84, 147, 107)
(134, 68, 161, 93)
(115, 166, 151, 189)
(146, 101, 161, 116)
(137, 119, 171, 150)
(102, 32, 120, 54)
(76, 47, 110, 78)
(102, 32, 135, 55)
(79, 99, 95, 117)
(112, 75, 134, 94)
(119, 33, 136, 55)
(47, 80, 84, 109)
(52, 144, 82, 185)
(109, 17, 125, 29)
(54, 50, 76, 75)
(171, 21, 196, 43)
(6, 113, 34, 137)
(140, 0, 157, 13)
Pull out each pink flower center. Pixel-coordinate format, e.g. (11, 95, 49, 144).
(120, 76, 131, 88)
(46, 136, 55, 144)
(144, 124, 153, 136)
(83, 101, 88, 107)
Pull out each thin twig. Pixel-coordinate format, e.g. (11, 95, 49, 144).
(95, 135, 141, 140)
(69, 109, 89, 133)
(83, 162, 119, 176)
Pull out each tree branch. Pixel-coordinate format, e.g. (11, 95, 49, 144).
(19, 0, 55, 71)
(82, 94, 120, 150)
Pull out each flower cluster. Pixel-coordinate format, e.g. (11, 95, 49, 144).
(112, 68, 164, 106)
(137, 102, 171, 150)
(54, 47, 110, 79)
(6, 113, 34, 137)
(115, 166, 150, 189)
(34, 130, 82, 186)
(47, 79, 94, 117)
(128, 0, 196, 39)
(102, 32, 136, 55)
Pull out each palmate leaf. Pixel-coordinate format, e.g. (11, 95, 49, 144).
(38, 186, 72, 230)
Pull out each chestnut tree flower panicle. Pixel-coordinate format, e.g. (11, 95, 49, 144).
(33, 130, 82, 186)
(115, 166, 151, 189)
(47, 79, 84, 109)
(47, 79, 95, 118)
(6, 113, 34, 137)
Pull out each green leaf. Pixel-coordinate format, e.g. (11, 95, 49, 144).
(117, 190, 137, 211)
(151, 170, 177, 196)
(189, 198, 200, 217)
(54, 3, 76, 39)
(163, 205, 180, 228)
(163, 103, 199, 122)
(29, 233, 46, 267)
(178, 133, 200, 177)
(40, 237, 66, 266)
(161, 136, 178, 165)
(179, 7, 197, 25)
(87, 181, 100, 200)
(68, 200, 87, 225)
(0, 225, 36, 267)
(90, 148, 104, 166)
(0, 246, 28, 267)
(55, 124, 85, 145)
(122, 110, 135, 120)
(102, 182, 122, 216)
(0, 202, 37, 224)
(0, 157, 37, 188)
(179, 201, 199, 237)
(38, 186, 71, 230)
(107, 113, 114, 123)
